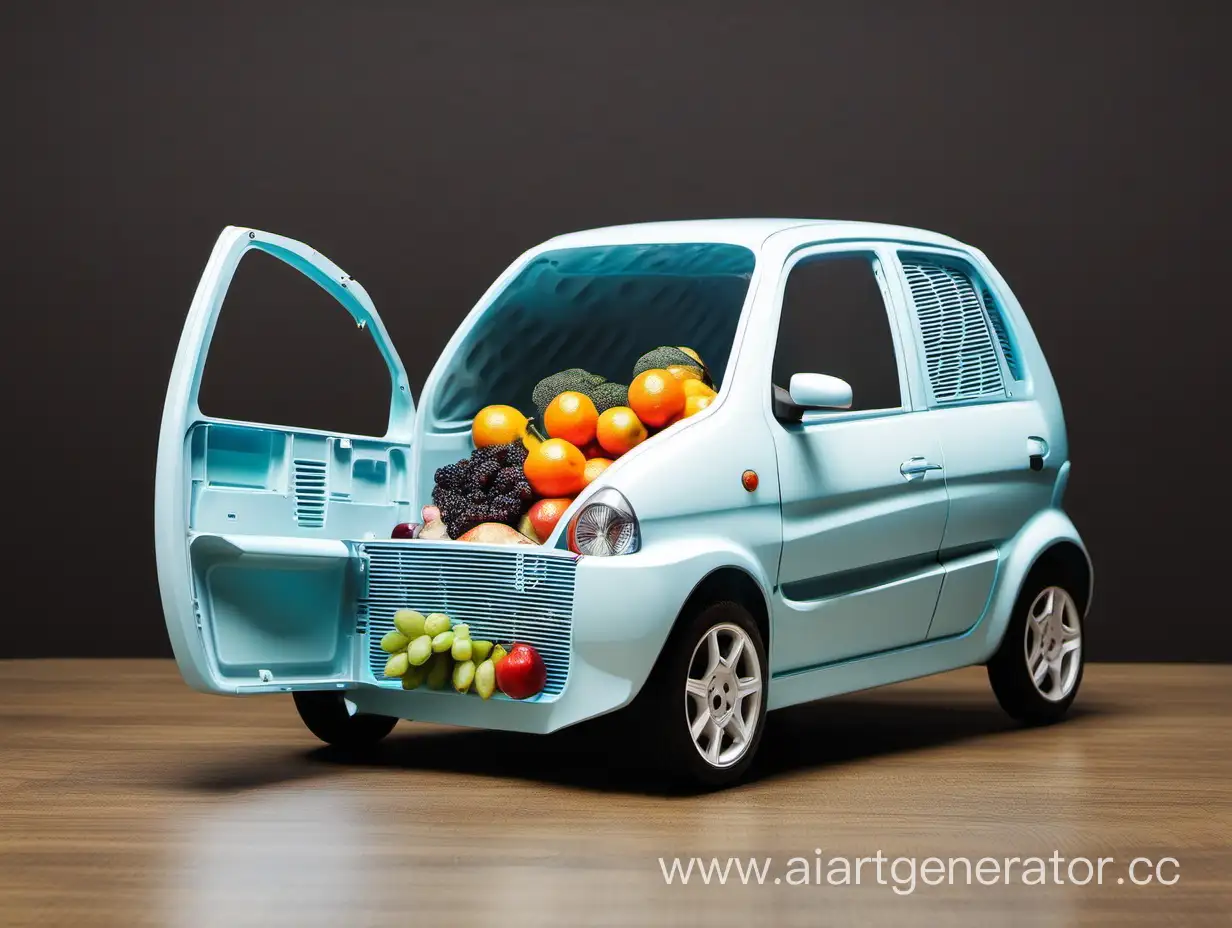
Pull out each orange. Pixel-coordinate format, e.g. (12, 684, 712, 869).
(684, 394, 713, 417)
(682, 379, 716, 399)
(523, 438, 586, 497)
(666, 364, 703, 383)
(472, 404, 528, 448)
(583, 457, 613, 485)
(543, 391, 598, 447)
(527, 497, 573, 540)
(596, 406, 648, 456)
(628, 369, 686, 429)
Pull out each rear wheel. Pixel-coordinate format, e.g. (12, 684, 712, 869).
(988, 574, 1085, 724)
(293, 691, 398, 748)
(638, 601, 768, 788)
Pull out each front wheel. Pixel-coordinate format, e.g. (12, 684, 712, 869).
(987, 575, 1085, 724)
(639, 601, 769, 788)
(293, 691, 398, 748)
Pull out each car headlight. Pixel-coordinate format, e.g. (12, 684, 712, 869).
(567, 487, 640, 556)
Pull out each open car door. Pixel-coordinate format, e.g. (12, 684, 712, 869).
(155, 227, 414, 694)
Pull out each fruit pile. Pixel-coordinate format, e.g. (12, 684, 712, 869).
(380, 608, 546, 699)
(404, 345, 718, 544)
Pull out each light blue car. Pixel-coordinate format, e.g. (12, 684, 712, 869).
(156, 220, 1092, 787)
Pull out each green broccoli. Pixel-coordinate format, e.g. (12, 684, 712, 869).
(589, 381, 629, 413)
(532, 368, 607, 420)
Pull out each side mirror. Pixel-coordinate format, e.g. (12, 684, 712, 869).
(789, 373, 853, 410)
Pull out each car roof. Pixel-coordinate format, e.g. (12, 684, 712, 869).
(540, 218, 973, 252)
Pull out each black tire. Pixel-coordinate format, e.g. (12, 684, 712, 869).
(293, 691, 398, 748)
(987, 569, 1086, 724)
(634, 601, 769, 789)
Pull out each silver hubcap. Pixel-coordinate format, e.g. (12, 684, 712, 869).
(685, 623, 763, 768)
(1024, 586, 1082, 702)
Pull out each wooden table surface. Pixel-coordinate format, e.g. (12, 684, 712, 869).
(0, 661, 1227, 927)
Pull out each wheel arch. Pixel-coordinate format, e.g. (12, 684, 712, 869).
(620, 563, 774, 784)
(969, 509, 1091, 665)
(1023, 540, 1093, 616)
(675, 566, 772, 657)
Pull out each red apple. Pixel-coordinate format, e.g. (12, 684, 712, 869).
(391, 522, 417, 539)
(527, 498, 572, 541)
(495, 642, 547, 699)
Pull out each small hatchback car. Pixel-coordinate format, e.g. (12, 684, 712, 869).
(156, 219, 1091, 786)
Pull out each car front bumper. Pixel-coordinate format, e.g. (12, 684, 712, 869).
(346, 533, 780, 733)
(346, 543, 697, 733)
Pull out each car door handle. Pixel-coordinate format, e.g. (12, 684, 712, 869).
(1028, 436, 1049, 472)
(900, 457, 943, 480)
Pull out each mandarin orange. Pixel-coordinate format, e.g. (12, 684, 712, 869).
(682, 379, 716, 399)
(523, 438, 586, 497)
(583, 457, 613, 485)
(543, 391, 598, 447)
(472, 405, 528, 448)
(684, 394, 714, 417)
(595, 406, 648, 456)
(628, 369, 686, 429)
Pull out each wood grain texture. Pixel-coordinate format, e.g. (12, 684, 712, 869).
(0, 661, 1227, 927)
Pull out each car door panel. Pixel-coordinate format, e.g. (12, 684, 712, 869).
(188, 423, 412, 538)
(928, 546, 1000, 640)
(925, 402, 1054, 638)
(931, 402, 1053, 552)
(155, 227, 413, 693)
(188, 533, 355, 682)
(771, 412, 948, 671)
(886, 247, 1057, 641)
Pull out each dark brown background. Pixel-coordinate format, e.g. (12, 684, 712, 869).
(2, 1, 1228, 660)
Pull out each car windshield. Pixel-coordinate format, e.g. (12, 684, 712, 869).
(430, 242, 757, 426)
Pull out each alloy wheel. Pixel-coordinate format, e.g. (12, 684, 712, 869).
(685, 622, 763, 768)
(1023, 585, 1083, 702)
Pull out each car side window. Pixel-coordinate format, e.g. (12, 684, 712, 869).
(198, 248, 393, 437)
(898, 253, 1019, 405)
(772, 253, 903, 413)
